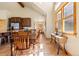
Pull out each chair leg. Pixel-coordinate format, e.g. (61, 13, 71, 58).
(56, 43, 61, 55)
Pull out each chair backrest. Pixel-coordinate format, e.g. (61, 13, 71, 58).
(12, 31, 28, 50)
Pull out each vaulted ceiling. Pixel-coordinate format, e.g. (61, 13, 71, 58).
(0, 2, 47, 16)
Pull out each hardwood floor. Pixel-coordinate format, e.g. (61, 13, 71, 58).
(0, 44, 10, 56)
(33, 34, 67, 56)
(0, 33, 67, 56)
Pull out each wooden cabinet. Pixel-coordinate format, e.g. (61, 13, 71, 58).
(9, 17, 21, 29)
(9, 17, 21, 23)
(9, 17, 31, 30)
(21, 18, 31, 27)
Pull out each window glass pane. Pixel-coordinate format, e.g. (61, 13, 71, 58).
(64, 2, 73, 17)
(64, 16, 74, 32)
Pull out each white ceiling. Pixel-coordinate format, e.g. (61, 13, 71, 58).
(23, 2, 46, 15)
(0, 2, 21, 10)
(0, 2, 46, 16)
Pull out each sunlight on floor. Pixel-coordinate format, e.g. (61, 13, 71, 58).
(28, 54, 34, 56)
(39, 52, 44, 56)
(29, 43, 44, 56)
(40, 44, 43, 49)
(38, 43, 44, 56)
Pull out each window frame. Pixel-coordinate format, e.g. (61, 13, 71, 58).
(55, 2, 76, 35)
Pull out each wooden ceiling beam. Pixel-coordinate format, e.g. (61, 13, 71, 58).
(17, 2, 24, 8)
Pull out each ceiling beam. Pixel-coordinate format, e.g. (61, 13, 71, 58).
(18, 2, 24, 8)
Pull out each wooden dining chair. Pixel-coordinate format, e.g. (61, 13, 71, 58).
(11, 31, 29, 56)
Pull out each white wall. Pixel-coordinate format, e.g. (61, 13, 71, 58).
(34, 2, 54, 38)
(0, 10, 9, 19)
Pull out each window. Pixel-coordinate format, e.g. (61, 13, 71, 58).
(55, 2, 76, 35)
(63, 2, 74, 34)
